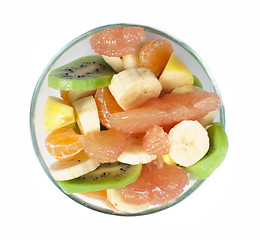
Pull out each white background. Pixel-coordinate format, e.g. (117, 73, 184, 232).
(1, 0, 260, 239)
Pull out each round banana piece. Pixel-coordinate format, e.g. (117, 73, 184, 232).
(72, 95, 100, 135)
(49, 153, 100, 181)
(168, 120, 210, 167)
(107, 189, 150, 213)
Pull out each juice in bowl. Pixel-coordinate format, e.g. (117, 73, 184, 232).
(30, 23, 228, 216)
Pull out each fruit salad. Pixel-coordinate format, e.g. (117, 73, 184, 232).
(43, 26, 228, 214)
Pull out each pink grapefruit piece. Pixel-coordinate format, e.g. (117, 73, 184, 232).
(143, 125, 170, 155)
(89, 26, 145, 57)
(110, 91, 221, 133)
(79, 129, 127, 163)
(117, 160, 189, 205)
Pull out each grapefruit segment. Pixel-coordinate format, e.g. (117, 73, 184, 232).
(79, 129, 127, 163)
(116, 160, 189, 205)
(90, 26, 145, 57)
(109, 91, 221, 133)
(143, 125, 170, 155)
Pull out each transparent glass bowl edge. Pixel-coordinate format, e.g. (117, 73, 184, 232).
(30, 23, 225, 216)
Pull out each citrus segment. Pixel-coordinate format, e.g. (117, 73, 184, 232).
(139, 39, 173, 77)
(90, 26, 145, 57)
(117, 160, 189, 205)
(110, 91, 221, 133)
(45, 126, 83, 161)
(143, 125, 170, 155)
(80, 190, 118, 211)
(79, 129, 127, 163)
(94, 86, 123, 128)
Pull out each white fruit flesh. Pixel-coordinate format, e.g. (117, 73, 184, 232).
(109, 68, 162, 110)
(43, 96, 76, 133)
(159, 52, 194, 92)
(72, 96, 100, 135)
(68, 90, 96, 103)
(122, 52, 139, 69)
(49, 156, 100, 181)
(168, 120, 210, 167)
(199, 110, 216, 127)
(172, 85, 203, 94)
(107, 189, 150, 213)
(118, 134, 157, 165)
(122, 41, 144, 69)
(102, 55, 124, 72)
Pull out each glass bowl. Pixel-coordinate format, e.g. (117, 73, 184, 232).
(30, 23, 225, 216)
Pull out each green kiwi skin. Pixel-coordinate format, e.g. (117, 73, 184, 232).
(186, 122, 228, 180)
(193, 75, 203, 89)
(48, 55, 115, 91)
(57, 162, 142, 194)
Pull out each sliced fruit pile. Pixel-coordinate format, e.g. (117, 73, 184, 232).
(44, 26, 228, 213)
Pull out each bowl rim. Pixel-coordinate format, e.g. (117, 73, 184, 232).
(30, 23, 225, 216)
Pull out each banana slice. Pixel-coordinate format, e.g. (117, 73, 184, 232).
(102, 55, 124, 73)
(172, 85, 203, 94)
(72, 96, 100, 135)
(199, 110, 216, 127)
(122, 52, 139, 69)
(162, 154, 176, 165)
(68, 90, 96, 103)
(168, 120, 210, 167)
(122, 41, 145, 69)
(109, 68, 162, 110)
(118, 134, 157, 165)
(107, 189, 150, 213)
(49, 154, 100, 181)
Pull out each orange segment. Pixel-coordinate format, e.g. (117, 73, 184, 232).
(139, 39, 173, 77)
(94, 86, 123, 128)
(80, 191, 117, 211)
(45, 126, 83, 161)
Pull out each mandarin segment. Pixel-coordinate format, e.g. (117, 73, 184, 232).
(139, 39, 173, 77)
(80, 190, 118, 211)
(94, 86, 123, 128)
(45, 126, 83, 161)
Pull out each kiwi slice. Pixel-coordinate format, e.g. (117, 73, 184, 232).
(48, 55, 115, 91)
(57, 162, 142, 194)
(193, 75, 203, 89)
(186, 122, 228, 180)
